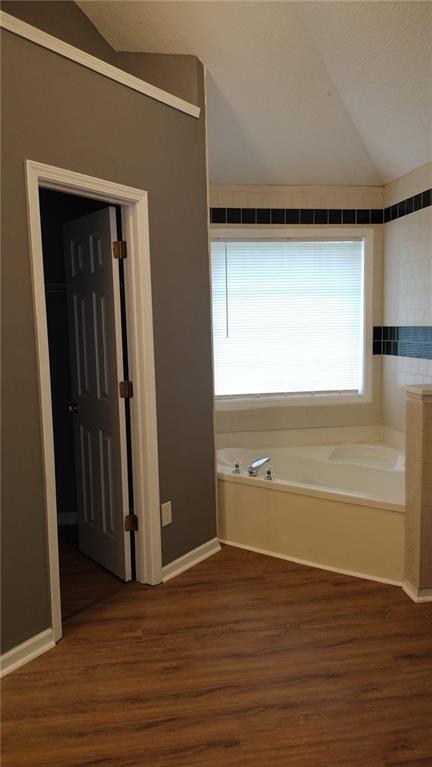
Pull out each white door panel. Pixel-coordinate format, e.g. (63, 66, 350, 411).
(63, 207, 131, 580)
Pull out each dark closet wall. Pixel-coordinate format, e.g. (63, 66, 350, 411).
(1, 3, 216, 653)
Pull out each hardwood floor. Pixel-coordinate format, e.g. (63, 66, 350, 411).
(58, 527, 125, 621)
(2, 544, 432, 767)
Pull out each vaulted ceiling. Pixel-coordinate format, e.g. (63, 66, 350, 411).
(77, 1, 432, 186)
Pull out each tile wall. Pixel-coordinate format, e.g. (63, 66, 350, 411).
(383, 162, 432, 433)
(209, 184, 384, 210)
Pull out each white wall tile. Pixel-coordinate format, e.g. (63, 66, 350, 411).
(383, 197, 432, 432)
(384, 207, 432, 327)
(210, 184, 383, 209)
(384, 162, 432, 208)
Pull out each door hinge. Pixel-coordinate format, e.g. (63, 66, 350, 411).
(125, 513, 138, 532)
(119, 380, 134, 399)
(112, 240, 127, 259)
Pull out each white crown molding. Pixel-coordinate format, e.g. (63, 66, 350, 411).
(0, 10, 201, 119)
(162, 538, 221, 582)
(0, 629, 55, 678)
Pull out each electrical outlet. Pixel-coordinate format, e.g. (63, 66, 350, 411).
(161, 501, 172, 527)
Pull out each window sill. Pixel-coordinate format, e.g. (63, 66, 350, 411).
(215, 392, 372, 411)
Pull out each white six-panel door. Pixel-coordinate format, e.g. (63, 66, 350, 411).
(63, 207, 131, 580)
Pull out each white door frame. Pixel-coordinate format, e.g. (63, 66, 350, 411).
(25, 159, 162, 642)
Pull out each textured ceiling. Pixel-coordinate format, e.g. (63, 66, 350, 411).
(77, 1, 432, 186)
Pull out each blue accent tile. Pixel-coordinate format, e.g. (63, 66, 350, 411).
(342, 209, 355, 224)
(211, 208, 226, 224)
(285, 209, 300, 224)
(405, 197, 414, 215)
(271, 208, 285, 224)
(241, 208, 256, 224)
(373, 326, 382, 341)
(356, 209, 370, 224)
(413, 193, 422, 211)
(314, 209, 328, 224)
(227, 208, 241, 224)
(329, 209, 342, 224)
(300, 209, 313, 224)
(257, 208, 271, 224)
(209, 187, 430, 227)
(390, 326, 432, 360)
(371, 209, 384, 224)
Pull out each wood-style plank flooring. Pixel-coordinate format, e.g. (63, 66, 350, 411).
(2, 545, 432, 767)
(58, 528, 125, 621)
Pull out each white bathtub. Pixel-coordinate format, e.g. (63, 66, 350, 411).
(218, 443, 405, 506)
(217, 442, 406, 584)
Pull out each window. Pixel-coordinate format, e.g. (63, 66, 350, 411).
(211, 236, 371, 406)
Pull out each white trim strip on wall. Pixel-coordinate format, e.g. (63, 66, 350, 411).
(0, 10, 201, 119)
(0, 629, 55, 678)
(162, 538, 221, 582)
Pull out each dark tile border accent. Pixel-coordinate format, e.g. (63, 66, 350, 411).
(226, 208, 241, 224)
(210, 206, 384, 225)
(257, 208, 271, 224)
(373, 326, 432, 360)
(209, 188, 431, 226)
(383, 189, 431, 223)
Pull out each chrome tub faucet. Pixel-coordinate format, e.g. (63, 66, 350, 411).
(248, 456, 271, 476)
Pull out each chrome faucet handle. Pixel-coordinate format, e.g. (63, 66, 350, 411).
(232, 459, 242, 475)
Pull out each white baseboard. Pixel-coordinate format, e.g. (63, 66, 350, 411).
(162, 537, 221, 582)
(402, 581, 432, 603)
(58, 512, 78, 526)
(219, 539, 403, 588)
(0, 628, 55, 678)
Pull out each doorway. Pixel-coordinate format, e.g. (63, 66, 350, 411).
(26, 161, 162, 644)
(40, 189, 133, 621)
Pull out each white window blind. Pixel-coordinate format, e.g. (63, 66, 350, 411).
(211, 239, 364, 398)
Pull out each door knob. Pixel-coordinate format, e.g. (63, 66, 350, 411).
(68, 402, 79, 414)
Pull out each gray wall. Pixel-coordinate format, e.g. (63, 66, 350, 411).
(1, 4, 216, 653)
(1, 1, 200, 104)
